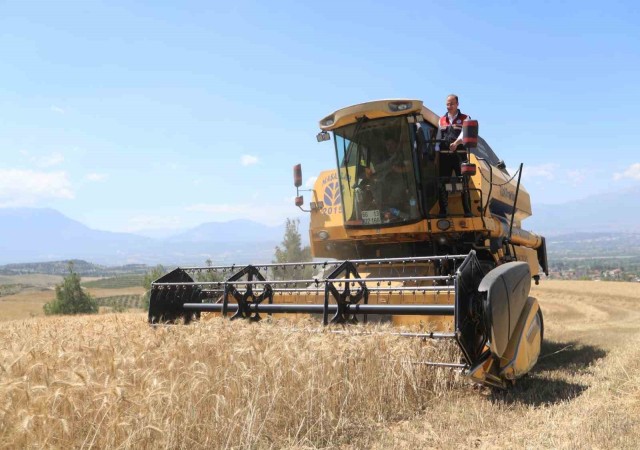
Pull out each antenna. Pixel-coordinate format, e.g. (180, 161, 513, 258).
(507, 163, 524, 243)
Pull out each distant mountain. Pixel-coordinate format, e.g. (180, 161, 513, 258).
(0, 208, 294, 266)
(545, 232, 640, 258)
(0, 259, 150, 276)
(3, 184, 636, 267)
(0, 208, 156, 265)
(167, 219, 284, 243)
(524, 185, 640, 236)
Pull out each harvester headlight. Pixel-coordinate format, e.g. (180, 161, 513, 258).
(436, 219, 451, 231)
(317, 230, 330, 240)
(321, 116, 335, 127)
(388, 101, 413, 112)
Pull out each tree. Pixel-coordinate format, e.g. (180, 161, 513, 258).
(274, 218, 311, 263)
(43, 262, 99, 315)
(141, 265, 166, 311)
(273, 218, 312, 282)
(195, 258, 225, 283)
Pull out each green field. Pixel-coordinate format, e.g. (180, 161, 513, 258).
(82, 274, 145, 289)
(95, 294, 144, 310)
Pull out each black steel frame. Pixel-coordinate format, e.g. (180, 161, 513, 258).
(148, 252, 490, 368)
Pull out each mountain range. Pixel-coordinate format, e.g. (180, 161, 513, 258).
(0, 185, 638, 265)
(523, 185, 640, 236)
(0, 208, 304, 266)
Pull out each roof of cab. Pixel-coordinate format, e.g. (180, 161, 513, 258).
(318, 99, 440, 130)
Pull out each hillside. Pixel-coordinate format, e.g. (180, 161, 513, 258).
(0, 208, 291, 266)
(166, 219, 286, 243)
(0, 208, 156, 264)
(525, 185, 640, 235)
(1, 189, 639, 267)
(546, 232, 640, 258)
(0, 260, 149, 276)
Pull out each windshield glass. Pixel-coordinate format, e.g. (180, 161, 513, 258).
(333, 116, 420, 226)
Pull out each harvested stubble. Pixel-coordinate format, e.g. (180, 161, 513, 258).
(0, 314, 461, 449)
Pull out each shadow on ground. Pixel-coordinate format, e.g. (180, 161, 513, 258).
(536, 340, 607, 372)
(490, 340, 607, 407)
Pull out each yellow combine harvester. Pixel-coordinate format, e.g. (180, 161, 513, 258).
(149, 99, 548, 388)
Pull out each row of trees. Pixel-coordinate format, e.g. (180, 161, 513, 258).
(44, 218, 310, 316)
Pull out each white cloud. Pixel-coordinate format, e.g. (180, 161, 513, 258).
(305, 176, 318, 188)
(50, 105, 65, 114)
(22, 151, 65, 168)
(85, 173, 109, 182)
(613, 163, 640, 181)
(241, 154, 259, 166)
(567, 169, 588, 186)
(0, 169, 74, 206)
(517, 163, 557, 181)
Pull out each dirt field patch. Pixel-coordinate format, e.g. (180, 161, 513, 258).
(364, 280, 640, 449)
(0, 285, 145, 321)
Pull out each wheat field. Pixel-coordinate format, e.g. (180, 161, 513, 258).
(0, 284, 145, 321)
(0, 280, 639, 449)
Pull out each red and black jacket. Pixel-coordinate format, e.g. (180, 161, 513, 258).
(438, 110, 469, 144)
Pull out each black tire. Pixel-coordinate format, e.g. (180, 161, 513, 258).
(537, 307, 544, 342)
(478, 260, 496, 276)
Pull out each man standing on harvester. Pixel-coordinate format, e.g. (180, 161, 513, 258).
(437, 94, 472, 217)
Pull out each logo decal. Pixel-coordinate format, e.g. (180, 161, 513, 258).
(323, 181, 341, 207)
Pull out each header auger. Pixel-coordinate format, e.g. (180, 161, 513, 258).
(149, 99, 548, 388)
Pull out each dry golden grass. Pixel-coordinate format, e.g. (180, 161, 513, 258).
(0, 280, 638, 449)
(0, 290, 55, 321)
(0, 317, 461, 449)
(0, 301, 49, 321)
(365, 280, 640, 449)
(0, 274, 63, 288)
(0, 286, 145, 321)
(0, 274, 61, 320)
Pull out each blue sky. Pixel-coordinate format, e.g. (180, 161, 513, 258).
(1, 0, 639, 235)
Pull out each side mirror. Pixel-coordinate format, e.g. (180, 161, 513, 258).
(316, 131, 330, 142)
(463, 120, 478, 149)
(295, 196, 304, 207)
(293, 164, 302, 187)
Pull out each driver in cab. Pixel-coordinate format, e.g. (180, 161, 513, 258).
(365, 136, 409, 179)
(359, 135, 411, 222)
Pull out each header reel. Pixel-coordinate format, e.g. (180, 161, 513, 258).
(149, 251, 543, 388)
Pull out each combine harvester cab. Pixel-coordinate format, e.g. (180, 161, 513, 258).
(149, 99, 548, 389)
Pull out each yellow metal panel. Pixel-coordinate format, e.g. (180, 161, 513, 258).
(319, 99, 423, 130)
(476, 157, 532, 220)
(499, 297, 542, 380)
(513, 246, 541, 278)
(419, 106, 441, 127)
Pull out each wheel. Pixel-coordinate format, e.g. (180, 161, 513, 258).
(537, 307, 544, 342)
(478, 260, 496, 276)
